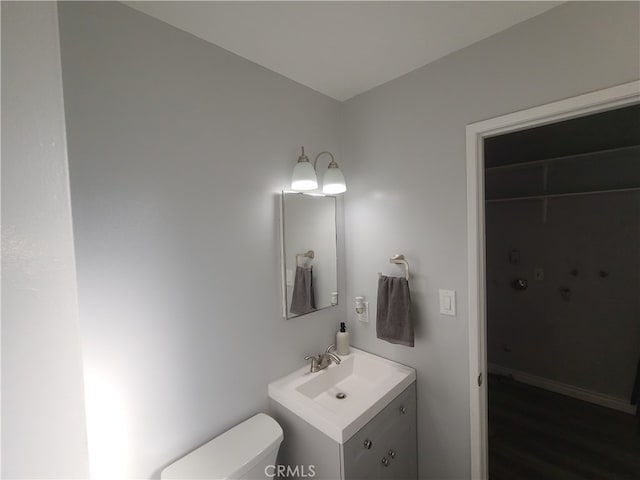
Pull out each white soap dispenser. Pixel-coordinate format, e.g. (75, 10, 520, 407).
(336, 322, 350, 355)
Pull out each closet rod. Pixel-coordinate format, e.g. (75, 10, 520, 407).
(485, 145, 640, 173)
(486, 187, 640, 203)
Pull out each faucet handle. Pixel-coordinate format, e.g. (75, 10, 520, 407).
(326, 344, 337, 354)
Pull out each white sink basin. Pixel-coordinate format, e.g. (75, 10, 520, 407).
(268, 348, 415, 443)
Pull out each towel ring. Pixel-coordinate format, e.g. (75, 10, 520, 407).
(378, 254, 410, 280)
(296, 250, 315, 267)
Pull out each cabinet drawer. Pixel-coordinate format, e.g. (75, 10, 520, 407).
(343, 383, 416, 480)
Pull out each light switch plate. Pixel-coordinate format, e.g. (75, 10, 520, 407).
(439, 289, 456, 316)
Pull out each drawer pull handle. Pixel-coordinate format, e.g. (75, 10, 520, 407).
(363, 439, 372, 449)
(399, 406, 406, 414)
(381, 457, 390, 467)
(388, 449, 396, 459)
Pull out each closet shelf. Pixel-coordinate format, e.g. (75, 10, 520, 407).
(484, 145, 640, 172)
(486, 186, 640, 203)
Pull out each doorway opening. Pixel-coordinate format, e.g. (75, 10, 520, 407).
(484, 104, 640, 479)
(466, 81, 640, 479)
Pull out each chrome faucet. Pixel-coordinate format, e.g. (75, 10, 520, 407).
(304, 344, 342, 373)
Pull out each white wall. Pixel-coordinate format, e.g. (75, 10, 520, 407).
(57, 2, 344, 478)
(1, 2, 90, 478)
(341, 2, 640, 478)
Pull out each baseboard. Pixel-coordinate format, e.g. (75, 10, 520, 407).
(488, 363, 638, 415)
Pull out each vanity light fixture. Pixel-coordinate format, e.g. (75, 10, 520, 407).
(291, 146, 347, 194)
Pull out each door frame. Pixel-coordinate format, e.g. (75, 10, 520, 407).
(465, 80, 640, 479)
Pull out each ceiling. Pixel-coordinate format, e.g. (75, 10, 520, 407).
(124, 1, 562, 101)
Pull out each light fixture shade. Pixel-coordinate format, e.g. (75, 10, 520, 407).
(322, 166, 347, 194)
(291, 161, 318, 191)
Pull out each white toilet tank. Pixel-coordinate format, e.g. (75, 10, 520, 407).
(161, 413, 283, 480)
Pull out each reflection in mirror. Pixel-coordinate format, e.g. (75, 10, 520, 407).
(281, 192, 338, 319)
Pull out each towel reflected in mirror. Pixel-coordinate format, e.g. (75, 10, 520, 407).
(290, 266, 316, 315)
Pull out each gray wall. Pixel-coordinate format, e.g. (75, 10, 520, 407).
(1, 2, 89, 478)
(341, 2, 640, 479)
(57, 2, 344, 478)
(486, 191, 640, 401)
(486, 192, 640, 402)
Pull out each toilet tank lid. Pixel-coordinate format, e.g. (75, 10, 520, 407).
(161, 413, 283, 480)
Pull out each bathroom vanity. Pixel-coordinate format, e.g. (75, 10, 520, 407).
(268, 348, 417, 479)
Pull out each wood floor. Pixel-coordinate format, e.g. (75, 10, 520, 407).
(488, 374, 640, 480)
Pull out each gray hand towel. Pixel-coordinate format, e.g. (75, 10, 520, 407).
(290, 266, 316, 315)
(376, 275, 414, 347)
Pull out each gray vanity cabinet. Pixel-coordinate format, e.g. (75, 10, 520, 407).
(341, 382, 417, 480)
(269, 382, 417, 480)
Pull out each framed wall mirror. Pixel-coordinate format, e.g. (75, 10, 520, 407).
(280, 192, 338, 319)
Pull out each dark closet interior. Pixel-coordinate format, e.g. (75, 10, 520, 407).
(484, 104, 640, 479)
